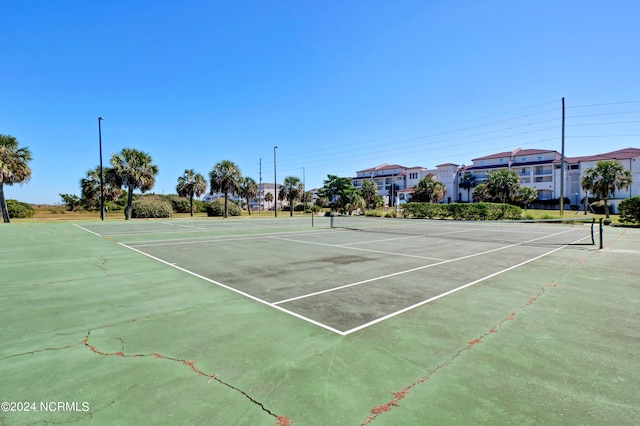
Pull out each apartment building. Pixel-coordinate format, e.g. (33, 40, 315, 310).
(458, 147, 640, 211)
(351, 163, 458, 206)
(352, 147, 639, 211)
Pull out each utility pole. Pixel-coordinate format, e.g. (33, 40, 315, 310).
(274, 146, 278, 217)
(98, 117, 105, 221)
(259, 158, 262, 214)
(560, 97, 565, 217)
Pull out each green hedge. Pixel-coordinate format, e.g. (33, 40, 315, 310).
(6, 199, 35, 219)
(619, 196, 640, 224)
(206, 198, 242, 217)
(402, 202, 522, 220)
(131, 196, 174, 218)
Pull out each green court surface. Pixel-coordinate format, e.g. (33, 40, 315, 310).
(1, 217, 639, 425)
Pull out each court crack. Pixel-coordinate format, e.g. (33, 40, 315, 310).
(0, 343, 83, 361)
(81, 331, 292, 426)
(359, 283, 559, 425)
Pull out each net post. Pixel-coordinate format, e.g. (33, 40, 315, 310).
(330, 212, 334, 229)
(591, 218, 595, 246)
(599, 218, 603, 249)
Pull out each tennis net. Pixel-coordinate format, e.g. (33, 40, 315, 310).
(331, 214, 603, 248)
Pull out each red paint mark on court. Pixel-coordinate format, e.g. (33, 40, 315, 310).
(468, 338, 482, 347)
(81, 331, 287, 424)
(359, 282, 559, 425)
(276, 415, 292, 426)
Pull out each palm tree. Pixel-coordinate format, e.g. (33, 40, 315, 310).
(472, 183, 490, 202)
(209, 160, 242, 218)
(516, 186, 538, 210)
(345, 192, 365, 215)
(279, 176, 303, 216)
(581, 160, 633, 222)
(412, 176, 446, 203)
(81, 166, 122, 211)
(1, 134, 33, 223)
(486, 169, 520, 204)
(238, 177, 258, 215)
(106, 148, 159, 220)
(176, 169, 207, 216)
(459, 172, 476, 202)
(264, 192, 274, 211)
(360, 180, 379, 212)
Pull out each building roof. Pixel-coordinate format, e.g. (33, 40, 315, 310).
(356, 163, 407, 173)
(567, 147, 640, 163)
(435, 163, 460, 167)
(472, 148, 559, 161)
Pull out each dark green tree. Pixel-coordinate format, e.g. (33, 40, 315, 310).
(459, 172, 476, 202)
(360, 180, 380, 212)
(0, 134, 33, 223)
(581, 160, 633, 221)
(412, 176, 446, 203)
(264, 192, 274, 211)
(106, 148, 159, 220)
(319, 174, 357, 212)
(486, 169, 520, 204)
(81, 166, 122, 211)
(209, 160, 242, 218)
(238, 177, 258, 215)
(279, 176, 303, 216)
(176, 169, 207, 216)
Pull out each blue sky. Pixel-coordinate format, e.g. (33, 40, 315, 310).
(2, 0, 640, 204)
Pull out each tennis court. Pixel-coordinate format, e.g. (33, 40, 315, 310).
(2, 217, 638, 425)
(74, 216, 602, 335)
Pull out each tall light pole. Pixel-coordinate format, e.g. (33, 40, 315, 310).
(274, 146, 278, 217)
(98, 117, 105, 221)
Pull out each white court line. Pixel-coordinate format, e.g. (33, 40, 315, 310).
(118, 242, 347, 336)
(271, 236, 446, 261)
(342, 233, 593, 335)
(338, 228, 475, 246)
(76, 220, 594, 335)
(125, 228, 337, 247)
(273, 228, 577, 306)
(73, 223, 102, 237)
(160, 221, 210, 230)
(94, 220, 326, 237)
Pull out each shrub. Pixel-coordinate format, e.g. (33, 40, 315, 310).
(486, 203, 522, 220)
(131, 196, 173, 218)
(619, 196, 640, 224)
(385, 210, 397, 218)
(6, 199, 35, 219)
(402, 202, 521, 221)
(167, 195, 191, 213)
(402, 203, 444, 219)
(193, 199, 207, 213)
(447, 203, 466, 220)
(462, 203, 487, 220)
(206, 198, 242, 217)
